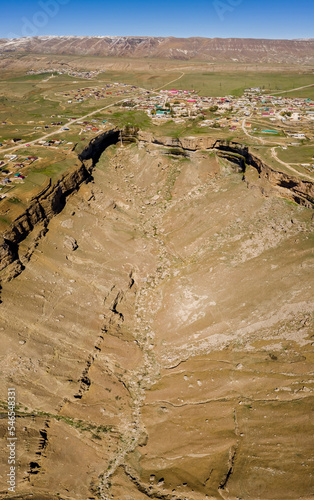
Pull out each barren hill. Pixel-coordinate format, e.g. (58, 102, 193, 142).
(1, 35, 314, 64)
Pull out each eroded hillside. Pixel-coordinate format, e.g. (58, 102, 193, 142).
(0, 141, 313, 499)
(1, 36, 314, 65)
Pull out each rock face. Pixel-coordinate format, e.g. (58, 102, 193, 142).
(0, 141, 313, 499)
(1, 36, 314, 64)
(0, 160, 93, 279)
(78, 128, 120, 163)
(137, 131, 217, 151)
(214, 141, 314, 207)
(136, 133, 314, 206)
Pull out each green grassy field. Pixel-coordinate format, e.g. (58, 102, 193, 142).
(167, 73, 314, 97)
(95, 70, 314, 98)
(277, 145, 314, 164)
(96, 70, 181, 91)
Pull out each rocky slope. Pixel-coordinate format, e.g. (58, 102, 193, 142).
(0, 138, 313, 499)
(1, 36, 314, 64)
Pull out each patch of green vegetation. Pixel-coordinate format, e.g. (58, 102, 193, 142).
(283, 198, 299, 207)
(6, 196, 22, 205)
(22, 407, 113, 435)
(150, 117, 218, 139)
(35, 158, 75, 181)
(0, 216, 10, 225)
(7, 73, 52, 82)
(166, 147, 189, 157)
(220, 150, 245, 159)
(101, 109, 151, 129)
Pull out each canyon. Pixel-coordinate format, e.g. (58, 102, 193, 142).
(0, 129, 313, 281)
(0, 131, 313, 499)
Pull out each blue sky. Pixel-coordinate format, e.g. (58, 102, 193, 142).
(1, 0, 314, 39)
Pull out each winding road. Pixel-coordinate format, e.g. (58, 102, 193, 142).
(270, 146, 313, 181)
(271, 83, 314, 95)
(242, 117, 265, 144)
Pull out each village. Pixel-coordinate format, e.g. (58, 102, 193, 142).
(0, 117, 113, 193)
(0, 82, 313, 196)
(59, 82, 145, 103)
(0, 154, 38, 193)
(27, 68, 102, 79)
(120, 86, 314, 135)
(57, 81, 314, 140)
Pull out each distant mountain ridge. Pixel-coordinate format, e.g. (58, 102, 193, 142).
(1, 36, 314, 64)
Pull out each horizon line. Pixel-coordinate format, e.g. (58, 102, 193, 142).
(1, 35, 314, 42)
